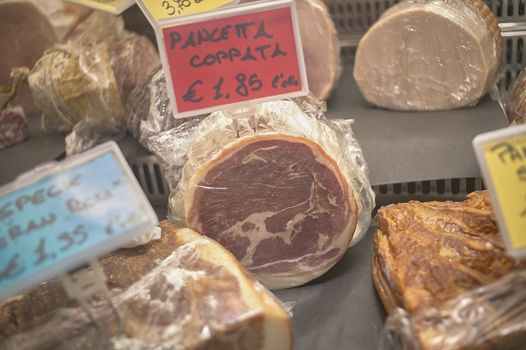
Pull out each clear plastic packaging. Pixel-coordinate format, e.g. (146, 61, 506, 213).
(26, 12, 160, 155)
(380, 270, 526, 350)
(0, 223, 292, 350)
(353, 0, 502, 111)
(124, 67, 186, 148)
(507, 68, 526, 125)
(147, 96, 374, 289)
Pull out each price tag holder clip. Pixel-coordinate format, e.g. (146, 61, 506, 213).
(60, 259, 120, 331)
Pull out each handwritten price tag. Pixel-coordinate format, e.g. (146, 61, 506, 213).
(158, 0, 308, 118)
(137, 0, 238, 22)
(474, 124, 526, 259)
(0, 142, 157, 300)
(64, 0, 134, 14)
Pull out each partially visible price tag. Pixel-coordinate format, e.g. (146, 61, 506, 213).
(0, 141, 158, 301)
(473, 124, 526, 259)
(137, 0, 239, 23)
(157, 0, 308, 119)
(64, 0, 135, 14)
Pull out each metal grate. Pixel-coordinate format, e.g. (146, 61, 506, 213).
(128, 152, 486, 208)
(325, 0, 526, 34)
(130, 155, 169, 206)
(486, 0, 526, 21)
(372, 177, 485, 206)
(326, 0, 398, 33)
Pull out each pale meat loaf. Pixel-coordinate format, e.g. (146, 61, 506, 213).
(0, 221, 292, 350)
(354, 0, 502, 111)
(373, 191, 526, 315)
(296, 0, 340, 100)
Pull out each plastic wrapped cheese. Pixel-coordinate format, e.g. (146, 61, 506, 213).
(0, 222, 292, 350)
(354, 0, 502, 111)
(147, 97, 375, 289)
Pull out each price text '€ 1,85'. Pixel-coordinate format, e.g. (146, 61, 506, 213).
(163, 7, 304, 113)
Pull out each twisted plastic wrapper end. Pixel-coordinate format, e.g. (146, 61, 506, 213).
(379, 269, 526, 350)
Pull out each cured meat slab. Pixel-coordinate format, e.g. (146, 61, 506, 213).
(297, 0, 340, 101)
(0, 1, 58, 114)
(0, 221, 292, 350)
(0, 107, 28, 151)
(354, 0, 502, 111)
(373, 191, 526, 315)
(184, 134, 358, 289)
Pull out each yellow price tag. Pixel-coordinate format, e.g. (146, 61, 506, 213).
(64, 0, 135, 14)
(474, 125, 526, 258)
(137, 0, 238, 22)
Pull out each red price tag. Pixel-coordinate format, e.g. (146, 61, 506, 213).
(158, 0, 308, 118)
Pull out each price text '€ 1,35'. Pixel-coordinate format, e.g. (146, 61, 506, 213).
(0, 174, 142, 283)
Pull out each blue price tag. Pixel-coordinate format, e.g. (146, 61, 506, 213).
(0, 142, 158, 300)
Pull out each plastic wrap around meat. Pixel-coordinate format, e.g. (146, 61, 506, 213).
(353, 0, 502, 111)
(380, 270, 526, 350)
(26, 12, 159, 154)
(0, 222, 292, 350)
(150, 97, 374, 290)
(508, 68, 526, 124)
(124, 67, 182, 147)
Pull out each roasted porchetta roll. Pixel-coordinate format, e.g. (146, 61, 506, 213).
(0, 221, 292, 350)
(373, 191, 526, 314)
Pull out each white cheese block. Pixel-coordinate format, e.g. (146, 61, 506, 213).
(353, 0, 502, 111)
